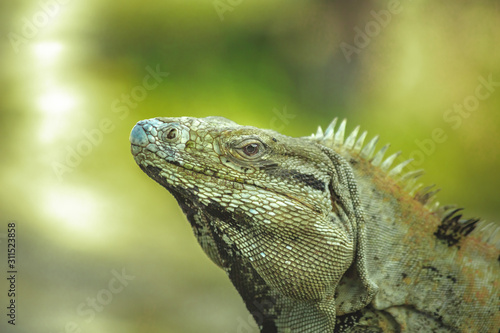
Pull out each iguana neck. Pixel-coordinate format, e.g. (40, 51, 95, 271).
(344, 151, 499, 331)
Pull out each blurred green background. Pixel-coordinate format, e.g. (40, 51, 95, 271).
(1, 1, 499, 332)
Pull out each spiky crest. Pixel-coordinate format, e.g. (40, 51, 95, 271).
(309, 118, 499, 248)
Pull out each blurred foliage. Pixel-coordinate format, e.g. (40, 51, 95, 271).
(1, 0, 499, 332)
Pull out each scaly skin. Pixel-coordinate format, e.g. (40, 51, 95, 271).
(130, 116, 499, 332)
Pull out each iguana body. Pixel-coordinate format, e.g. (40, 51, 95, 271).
(130, 116, 499, 332)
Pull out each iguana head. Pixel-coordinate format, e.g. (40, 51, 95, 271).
(131, 116, 335, 212)
(130, 116, 375, 330)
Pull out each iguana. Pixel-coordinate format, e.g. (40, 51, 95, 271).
(130, 116, 499, 332)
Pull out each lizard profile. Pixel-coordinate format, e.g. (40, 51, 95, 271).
(130, 116, 499, 332)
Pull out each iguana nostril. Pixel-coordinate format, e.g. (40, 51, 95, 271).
(129, 124, 149, 147)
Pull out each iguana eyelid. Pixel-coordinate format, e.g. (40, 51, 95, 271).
(232, 138, 267, 160)
(232, 137, 264, 149)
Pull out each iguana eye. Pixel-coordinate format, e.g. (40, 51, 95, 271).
(243, 143, 260, 156)
(234, 139, 266, 159)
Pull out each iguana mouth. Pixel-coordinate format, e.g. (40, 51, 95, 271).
(137, 153, 322, 214)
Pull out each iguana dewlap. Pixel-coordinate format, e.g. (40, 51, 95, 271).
(130, 116, 499, 332)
